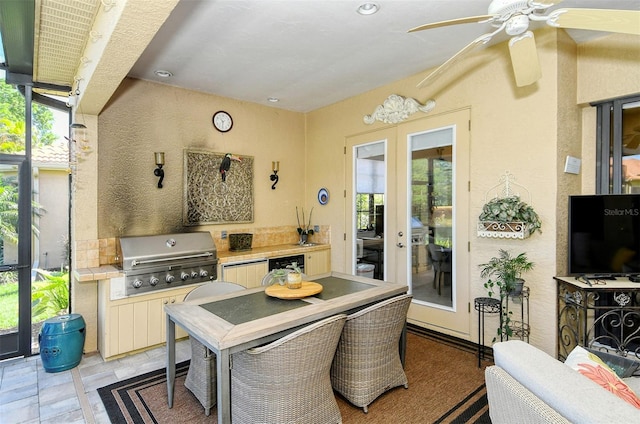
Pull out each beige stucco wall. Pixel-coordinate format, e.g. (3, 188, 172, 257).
(34, 168, 69, 270)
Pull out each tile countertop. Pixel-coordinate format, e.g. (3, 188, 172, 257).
(73, 243, 330, 282)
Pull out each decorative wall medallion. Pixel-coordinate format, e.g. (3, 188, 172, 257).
(183, 149, 254, 225)
(363, 94, 436, 125)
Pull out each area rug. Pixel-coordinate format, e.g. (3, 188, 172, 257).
(98, 327, 491, 423)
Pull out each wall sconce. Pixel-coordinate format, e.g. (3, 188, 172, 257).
(154, 152, 165, 188)
(270, 161, 279, 189)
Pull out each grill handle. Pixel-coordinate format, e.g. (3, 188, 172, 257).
(130, 252, 214, 267)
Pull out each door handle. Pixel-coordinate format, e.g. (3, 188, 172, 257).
(396, 243, 405, 248)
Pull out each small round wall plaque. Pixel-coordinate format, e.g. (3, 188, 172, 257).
(318, 188, 329, 205)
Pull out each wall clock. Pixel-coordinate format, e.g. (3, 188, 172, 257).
(212, 111, 233, 133)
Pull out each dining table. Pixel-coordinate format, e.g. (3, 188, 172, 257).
(164, 271, 408, 424)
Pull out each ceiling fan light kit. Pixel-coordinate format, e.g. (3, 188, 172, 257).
(410, 0, 640, 89)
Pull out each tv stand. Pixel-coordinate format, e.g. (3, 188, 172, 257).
(555, 276, 640, 361)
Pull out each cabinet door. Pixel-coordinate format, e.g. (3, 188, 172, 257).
(306, 250, 331, 278)
(222, 261, 269, 288)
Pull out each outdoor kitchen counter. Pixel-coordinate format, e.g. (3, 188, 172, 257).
(217, 242, 330, 264)
(73, 244, 330, 282)
(74, 265, 121, 283)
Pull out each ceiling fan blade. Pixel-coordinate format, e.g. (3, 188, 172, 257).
(547, 9, 640, 35)
(408, 15, 494, 33)
(508, 31, 541, 87)
(416, 30, 498, 88)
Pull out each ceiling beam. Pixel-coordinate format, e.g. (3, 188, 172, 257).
(75, 0, 180, 115)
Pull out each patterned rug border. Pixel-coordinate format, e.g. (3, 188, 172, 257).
(98, 361, 191, 424)
(98, 328, 492, 423)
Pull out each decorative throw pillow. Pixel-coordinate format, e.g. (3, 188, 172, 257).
(586, 347, 640, 378)
(565, 345, 640, 409)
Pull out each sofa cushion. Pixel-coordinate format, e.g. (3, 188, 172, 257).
(564, 345, 640, 409)
(493, 340, 640, 423)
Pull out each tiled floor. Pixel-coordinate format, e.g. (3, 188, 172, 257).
(0, 339, 192, 424)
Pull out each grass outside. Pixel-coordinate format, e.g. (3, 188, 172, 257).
(0, 270, 69, 331)
(0, 281, 19, 329)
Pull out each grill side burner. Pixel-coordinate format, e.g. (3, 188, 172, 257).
(119, 232, 218, 296)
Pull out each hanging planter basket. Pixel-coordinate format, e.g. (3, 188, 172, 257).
(477, 172, 542, 239)
(478, 221, 532, 239)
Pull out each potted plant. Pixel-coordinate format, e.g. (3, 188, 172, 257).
(269, 269, 288, 286)
(296, 206, 314, 244)
(286, 262, 303, 289)
(478, 195, 542, 238)
(479, 249, 534, 339)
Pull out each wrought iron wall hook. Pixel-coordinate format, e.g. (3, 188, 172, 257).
(154, 152, 165, 189)
(270, 161, 279, 189)
(154, 165, 164, 188)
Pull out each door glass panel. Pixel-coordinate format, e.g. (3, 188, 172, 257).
(355, 142, 385, 280)
(410, 128, 453, 308)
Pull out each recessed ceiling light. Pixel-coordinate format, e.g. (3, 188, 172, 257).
(154, 70, 173, 78)
(267, 97, 280, 103)
(357, 2, 379, 15)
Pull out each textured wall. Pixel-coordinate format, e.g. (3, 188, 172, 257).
(97, 78, 306, 238)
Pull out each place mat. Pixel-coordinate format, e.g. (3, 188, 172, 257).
(265, 281, 323, 299)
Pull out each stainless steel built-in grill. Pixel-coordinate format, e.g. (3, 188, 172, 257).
(119, 232, 218, 297)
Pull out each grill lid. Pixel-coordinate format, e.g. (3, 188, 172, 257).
(119, 232, 217, 271)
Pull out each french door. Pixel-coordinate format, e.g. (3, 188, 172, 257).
(346, 109, 470, 336)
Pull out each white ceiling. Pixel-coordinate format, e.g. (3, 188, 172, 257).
(128, 0, 639, 113)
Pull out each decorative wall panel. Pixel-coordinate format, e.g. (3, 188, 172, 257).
(183, 149, 254, 225)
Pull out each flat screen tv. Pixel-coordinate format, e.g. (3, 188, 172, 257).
(568, 194, 640, 277)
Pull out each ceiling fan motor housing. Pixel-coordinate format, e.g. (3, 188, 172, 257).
(488, 0, 532, 17)
(505, 14, 530, 35)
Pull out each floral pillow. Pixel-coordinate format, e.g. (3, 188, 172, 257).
(565, 345, 640, 409)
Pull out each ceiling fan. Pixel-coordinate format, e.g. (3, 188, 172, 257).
(409, 0, 640, 88)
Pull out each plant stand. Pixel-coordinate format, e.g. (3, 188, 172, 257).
(474, 297, 501, 368)
(503, 286, 530, 342)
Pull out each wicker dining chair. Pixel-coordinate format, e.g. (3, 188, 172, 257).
(183, 281, 246, 416)
(231, 314, 347, 424)
(330, 294, 412, 413)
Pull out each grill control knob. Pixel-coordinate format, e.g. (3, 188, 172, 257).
(132, 279, 143, 289)
(166, 274, 175, 283)
(191, 271, 199, 279)
(149, 276, 159, 286)
(199, 269, 209, 278)
(180, 272, 190, 281)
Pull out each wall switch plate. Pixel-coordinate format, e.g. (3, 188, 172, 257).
(564, 156, 581, 175)
(314, 225, 320, 233)
(221, 231, 227, 239)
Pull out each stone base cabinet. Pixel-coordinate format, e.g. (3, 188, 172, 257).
(98, 279, 191, 360)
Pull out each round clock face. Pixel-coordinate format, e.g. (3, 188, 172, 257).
(213, 111, 233, 132)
